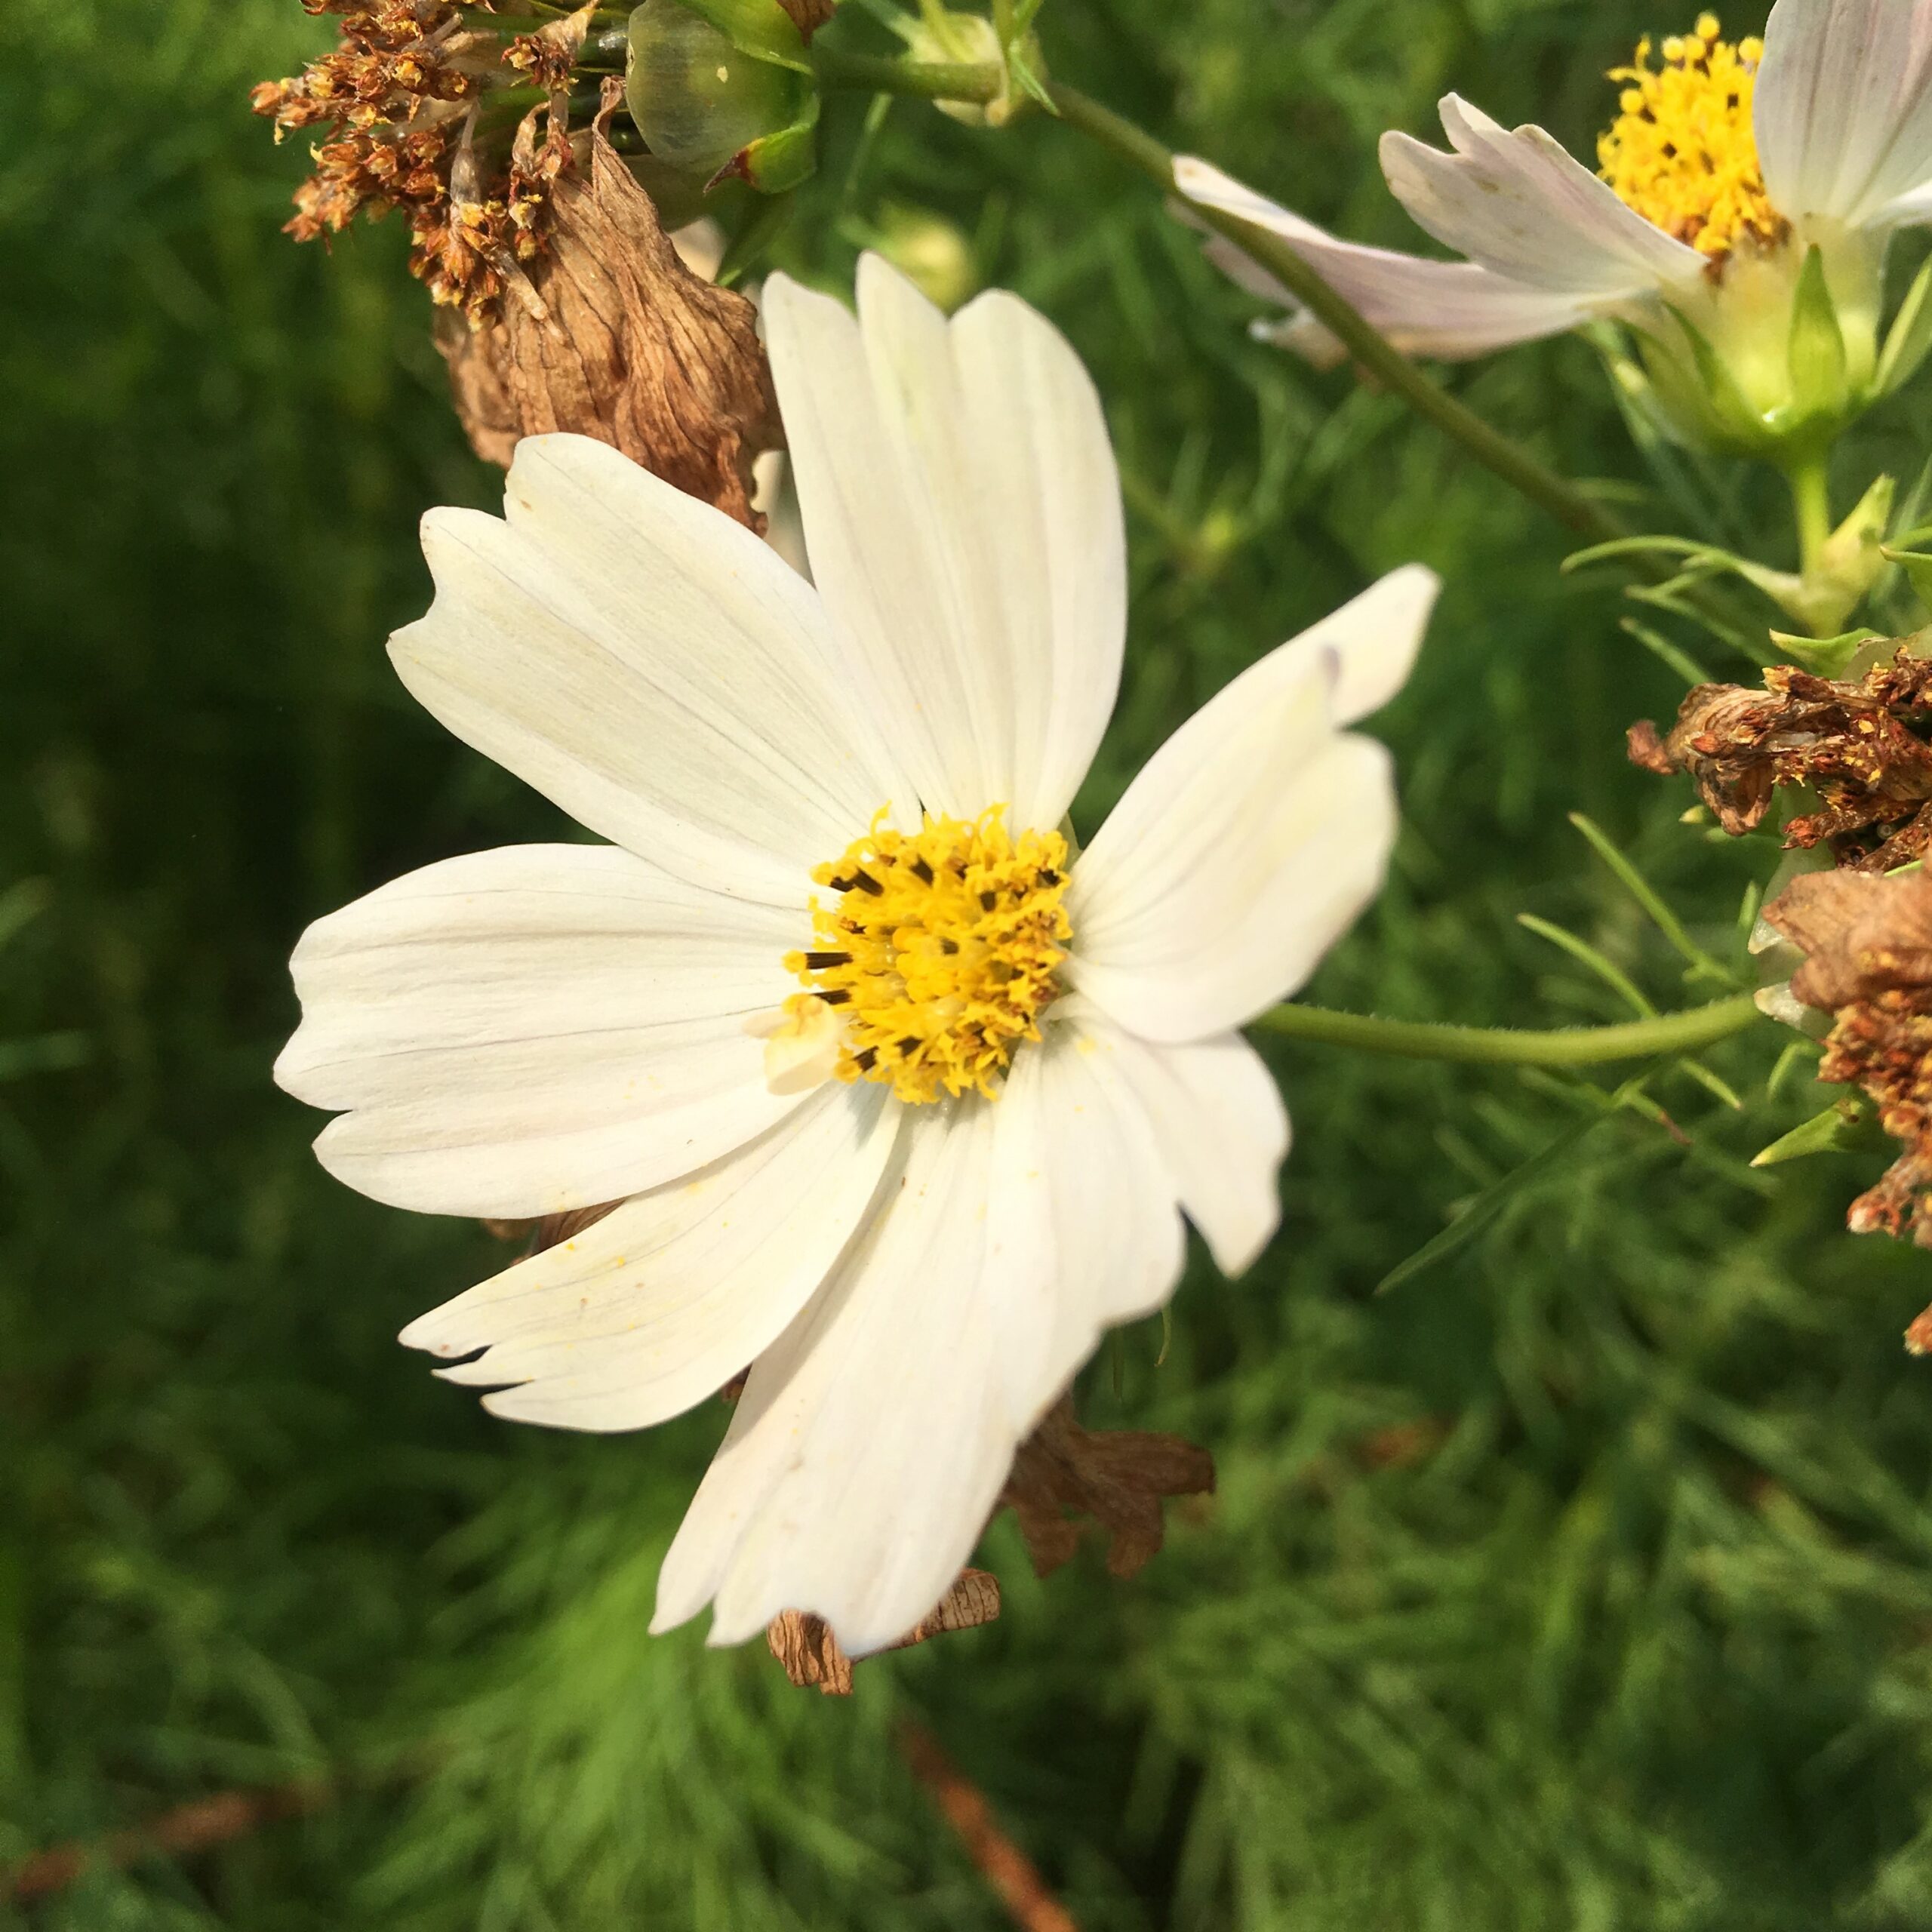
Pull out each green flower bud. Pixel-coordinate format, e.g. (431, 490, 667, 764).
(897, 2, 1041, 128)
(626, 0, 818, 192)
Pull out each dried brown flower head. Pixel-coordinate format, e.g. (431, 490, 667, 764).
(1767, 868, 1932, 1257)
(254, 0, 609, 324)
(434, 84, 781, 526)
(1629, 645, 1932, 870)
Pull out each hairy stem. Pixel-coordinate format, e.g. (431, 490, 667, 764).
(1044, 84, 1629, 543)
(810, 47, 1003, 102)
(1254, 992, 1764, 1066)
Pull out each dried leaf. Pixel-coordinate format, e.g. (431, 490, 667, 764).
(998, 1395, 1215, 1580)
(766, 1569, 1001, 1696)
(437, 80, 780, 527)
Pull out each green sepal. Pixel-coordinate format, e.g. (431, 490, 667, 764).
(1657, 303, 1774, 455)
(1750, 1097, 1878, 1168)
(1884, 543, 1932, 610)
(627, 0, 809, 182)
(1878, 254, 1932, 397)
(1786, 243, 1850, 427)
(1767, 625, 1884, 675)
(669, 0, 811, 72)
(709, 91, 818, 193)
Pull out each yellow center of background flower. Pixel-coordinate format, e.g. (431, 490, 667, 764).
(786, 810, 1072, 1106)
(1597, 14, 1783, 261)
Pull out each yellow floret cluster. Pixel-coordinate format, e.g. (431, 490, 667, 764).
(1598, 14, 1783, 261)
(786, 810, 1073, 1106)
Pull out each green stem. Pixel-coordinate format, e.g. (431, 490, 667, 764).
(1253, 992, 1763, 1066)
(801, 60, 1672, 561)
(809, 48, 1001, 103)
(1042, 83, 1628, 545)
(1787, 454, 1833, 580)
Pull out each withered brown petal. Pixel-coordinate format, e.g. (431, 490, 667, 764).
(998, 1395, 1216, 1581)
(766, 1570, 1001, 1696)
(1766, 869, 1932, 1011)
(438, 81, 780, 528)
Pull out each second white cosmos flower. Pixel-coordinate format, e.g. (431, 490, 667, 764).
(1179, 2, 1932, 457)
(275, 254, 1438, 1655)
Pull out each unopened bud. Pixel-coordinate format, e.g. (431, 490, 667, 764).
(626, 0, 820, 192)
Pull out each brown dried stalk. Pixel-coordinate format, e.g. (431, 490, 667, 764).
(8, 1774, 340, 1904)
(897, 1721, 1084, 1932)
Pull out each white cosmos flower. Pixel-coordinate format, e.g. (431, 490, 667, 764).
(1178, 2, 1932, 455)
(274, 254, 1438, 1655)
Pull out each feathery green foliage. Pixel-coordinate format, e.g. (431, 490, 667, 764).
(7, 0, 1932, 1924)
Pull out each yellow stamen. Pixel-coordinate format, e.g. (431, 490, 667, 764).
(1598, 14, 1783, 262)
(786, 808, 1072, 1106)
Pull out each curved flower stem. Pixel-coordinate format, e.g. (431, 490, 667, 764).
(810, 48, 1003, 103)
(1253, 992, 1764, 1066)
(1039, 84, 1626, 544)
(804, 60, 1705, 568)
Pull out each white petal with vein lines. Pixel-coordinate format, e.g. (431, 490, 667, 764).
(763, 258, 1125, 828)
(1176, 157, 1592, 366)
(399, 1083, 900, 1432)
(392, 434, 911, 908)
(653, 1023, 1186, 1655)
(1064, 1004, 1289, 1278)
(1380, 96, 1703, 300)
(1757, 0, 1932, 229)
(275, 844, 802, 1220)
(1068, 626, 1401, 1044)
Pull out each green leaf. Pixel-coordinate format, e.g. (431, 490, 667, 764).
(1878, 254, 1932, 396)
(1767, 624, 1885, 675)
(1751, 1098, 1878, 1168)
(0, 877, 51, 952)
(1786, 244, 1850, 426)
(0, 1031, 88, 1083)
(1883, 544, 1932, 610)
(1377, 1095, 1632, 1295)
(668, 0, 811, 72)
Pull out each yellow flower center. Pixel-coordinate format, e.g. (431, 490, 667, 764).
(783, 809, 1072, 1106)
(1597, 14, 1784, 262)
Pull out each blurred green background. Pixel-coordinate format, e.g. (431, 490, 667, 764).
(8, 0, 1932, 1924)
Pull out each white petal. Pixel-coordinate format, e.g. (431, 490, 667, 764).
(1175, 158, 1593, 365)
(1067, 612, 1412, 1044)
(1254, 564, 1440, 727)
(653, 1025, 1186, 1655)
(391, 435, 910, 908)
(763, 255, 1126, 828)
(274, 844, 804, 1218)
(398, 1084, 900, 1432)
(1380, 97, 1704, 298)
(1757, 0, 1932, 229)
(1063, 1003, 1289, 1278)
